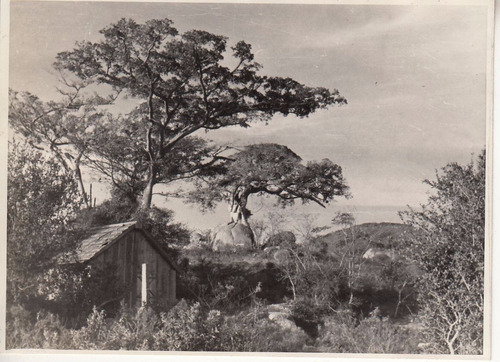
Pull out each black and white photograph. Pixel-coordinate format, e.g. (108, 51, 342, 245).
(1, 0, 494, 358)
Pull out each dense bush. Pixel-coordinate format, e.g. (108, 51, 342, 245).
(7, 142, 82, 307)
(276, 240, 348, 310)
(8, 301, 424, 353)
(223, 304, 310, 352)
(263, 231, 296, 248)
(76, 187, 139, 227)
(316, 310, 420, 353)
(178, 246, 291, 309)
(400, 150, 485, 354)
(8, 300, 310, 351)
(178, 254, 289, 310)
(6, 306, 72, 349)
(71, 306, 160, 350)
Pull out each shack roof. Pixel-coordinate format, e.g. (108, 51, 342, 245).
(74, 221, 180, 272)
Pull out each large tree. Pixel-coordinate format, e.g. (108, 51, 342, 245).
(189, 143, 349, 241)
(400, 150, 485, 355)
(53, 18, 346, 209)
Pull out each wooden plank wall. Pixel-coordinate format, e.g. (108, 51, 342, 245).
(90, 229, 176, 310)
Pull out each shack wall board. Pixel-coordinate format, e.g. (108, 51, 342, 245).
(89, 228, 176, 309)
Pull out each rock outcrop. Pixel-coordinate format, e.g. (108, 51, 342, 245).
(212, 223, 254, 251)
(362, 248, 397, 261)
(267, 304, 300, 331)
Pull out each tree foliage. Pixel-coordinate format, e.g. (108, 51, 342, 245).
(400, 150, 485, 354)
(7, 141, 82, 304)
(77, 187, 191, 260)
(53, 18, 346, 208)
(189, 143, 349, 227)
(8, 89, 117, 207)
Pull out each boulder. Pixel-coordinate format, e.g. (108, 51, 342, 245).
(213, 223, 254, 251)
(267, 304, 301, 331)
(362, 247, 397, 261)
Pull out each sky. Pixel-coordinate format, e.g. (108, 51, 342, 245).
(8, 1, 489, 231)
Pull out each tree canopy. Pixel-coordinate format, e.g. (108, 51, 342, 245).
(190, 143, 350, 227)
(50, 17, 346, 208)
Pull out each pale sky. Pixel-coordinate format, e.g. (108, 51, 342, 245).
(8, 2, 489, 231)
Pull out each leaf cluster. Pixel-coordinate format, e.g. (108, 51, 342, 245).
(189, 143, 350, 210)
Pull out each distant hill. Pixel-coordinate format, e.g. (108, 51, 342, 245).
(314, 222, 412, 253)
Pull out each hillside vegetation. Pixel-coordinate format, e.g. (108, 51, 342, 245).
(7, 222, 423, 352)
(7, 153, 484, 353)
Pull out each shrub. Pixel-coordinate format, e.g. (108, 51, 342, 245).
(290, 297, 331, 338)
(71, 306, 162, 350)
(400, 150, 485, 354)
(223, 304, 310, 352)
(6, 305, 72, 349)
(153, 300, 309, 352)
(70, 307, 110, 349)
(105, 307, 161, 350)
(177, 252, 279, 311)
(153, 300, 225, 351)
(276, 241, 348, 309)
(316, 310, 420, 354)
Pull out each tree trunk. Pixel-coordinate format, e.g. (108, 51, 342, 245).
(73, 152, 89, 208)
(229, 203, 250, 226)
(288, 274, 297, 301)
(141, 126, 155, 210)
(140, 171, 155, 210)
(50, 146, 89, 208)
(228, 189, 256, 247)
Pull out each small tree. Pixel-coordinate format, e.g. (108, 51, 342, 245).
(293, 213, 325, 243)
(7, 141, 82, 305)
(331, 212, 371, 306)
(400, 150, 485, 355)
(275, 240, 346, 337)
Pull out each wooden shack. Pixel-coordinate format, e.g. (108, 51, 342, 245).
(75, 221, 179, 309)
